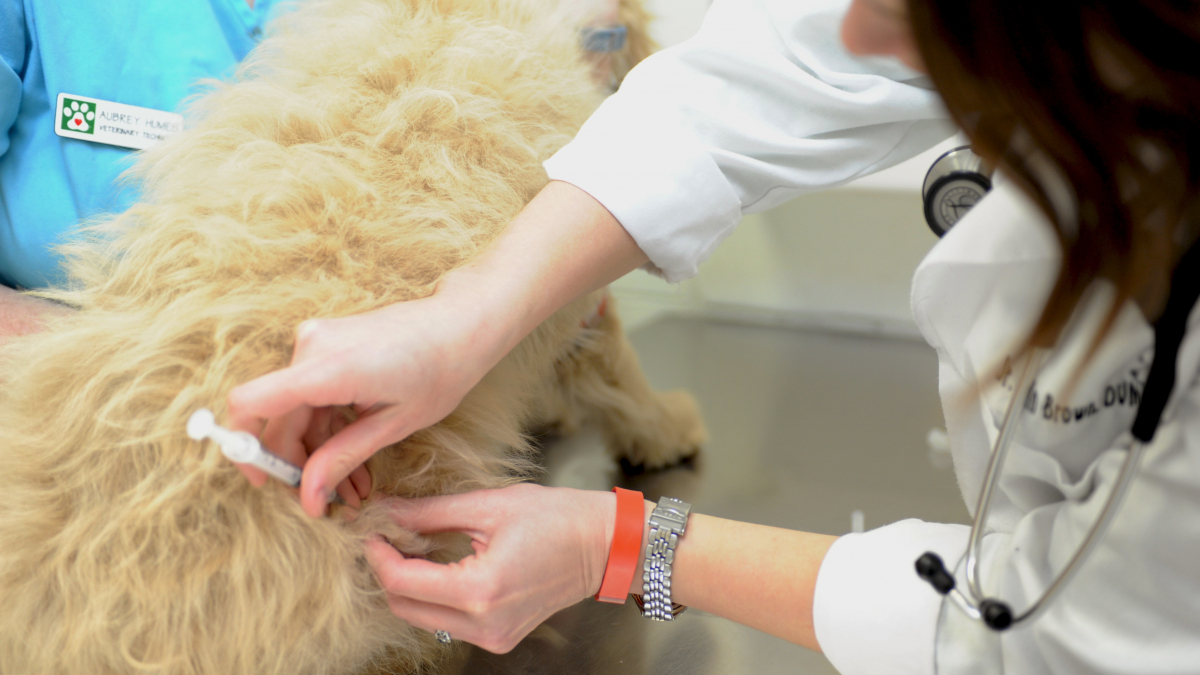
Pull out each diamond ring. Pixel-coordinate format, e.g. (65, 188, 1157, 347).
(434, 630, 452, 644)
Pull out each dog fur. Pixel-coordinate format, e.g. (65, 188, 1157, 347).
(0, 1, 704, 673)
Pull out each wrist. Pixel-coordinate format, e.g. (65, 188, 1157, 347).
(435, 181, 645, 345)
(593, 488, 644, 603)
(585, 489, 619, 599)
(434, 264, 540, 358)
(629, 499, 654, 595)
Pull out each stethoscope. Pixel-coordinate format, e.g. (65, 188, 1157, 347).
(915, 147, 1200, 631)
(922, 145, 994, 237)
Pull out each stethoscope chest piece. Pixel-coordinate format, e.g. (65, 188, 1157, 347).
(922, 146, 994, 237)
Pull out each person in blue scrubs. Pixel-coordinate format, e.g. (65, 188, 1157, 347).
(0, 0, 282, 337)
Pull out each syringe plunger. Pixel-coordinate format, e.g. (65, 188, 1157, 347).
(187, 408, 303, 488)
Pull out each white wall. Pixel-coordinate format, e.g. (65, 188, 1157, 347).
(693, 149, 952, 336)
(608, 0, 958, 337)
(642, 0, 710, 47)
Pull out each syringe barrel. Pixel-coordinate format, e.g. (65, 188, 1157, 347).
(188, 408, 304, 489)
(215, 430, 303, 488)
(241, 438, 303, 489)
(254, 455, 303, 488)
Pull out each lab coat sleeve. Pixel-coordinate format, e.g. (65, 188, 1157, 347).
(812, 519, 969, 675)
(814, 423, 1200, 675)
(0, 0, 25, 158)
(544, 0, 954, 282)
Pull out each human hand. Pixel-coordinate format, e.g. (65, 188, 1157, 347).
(226, 181, 646, 518)
(244, 403, 373, 509)
(364, 484, 619, 653)
(0, 285, 70, 342)
(226, 280, 520, 517)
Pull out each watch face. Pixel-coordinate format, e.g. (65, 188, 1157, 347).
(932, 179, 987, 233)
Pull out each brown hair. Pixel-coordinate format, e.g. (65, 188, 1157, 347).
(907, 0, 1200, 348)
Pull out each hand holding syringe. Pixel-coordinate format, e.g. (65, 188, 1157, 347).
(187, 408, 344, 504)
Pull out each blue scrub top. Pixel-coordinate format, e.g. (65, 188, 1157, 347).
(0, 0, 283, 289)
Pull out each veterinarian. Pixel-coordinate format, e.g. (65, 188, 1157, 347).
(228, 0, 1200, 672)
(0, 0, 282, 339)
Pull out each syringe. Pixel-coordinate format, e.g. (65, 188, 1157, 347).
(187, 408, 303, 488)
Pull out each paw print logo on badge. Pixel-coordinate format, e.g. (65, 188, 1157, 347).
(60, 98, 96, 135)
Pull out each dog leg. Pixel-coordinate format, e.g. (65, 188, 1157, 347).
(551, 293, 706, 471)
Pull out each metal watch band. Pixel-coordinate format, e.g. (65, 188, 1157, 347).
(640, 496, 691, 621)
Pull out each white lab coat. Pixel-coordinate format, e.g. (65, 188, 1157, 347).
(545, 0, 954, 283)
(545, 0, 1200, 672)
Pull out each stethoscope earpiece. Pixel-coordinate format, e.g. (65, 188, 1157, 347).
(979, 599, 1014, 631)
(922, 146, 994, 237)
(916, 552, 1015, 631)
(915, 552, 956, 595)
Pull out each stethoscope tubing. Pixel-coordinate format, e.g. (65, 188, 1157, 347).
(916, 148, 1200, 634)
(964, 352, 1039, 602)
(961, 350, 1148, 628)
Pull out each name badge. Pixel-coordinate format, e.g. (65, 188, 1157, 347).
(54, 93, 184, 150)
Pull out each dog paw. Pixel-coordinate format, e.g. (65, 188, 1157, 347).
(618, 450, 697, 476)
(609, 389, 706, 471)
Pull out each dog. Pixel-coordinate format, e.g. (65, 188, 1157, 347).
(0, 0, 704, 673)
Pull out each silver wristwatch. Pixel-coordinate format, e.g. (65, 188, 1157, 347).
(639, 496, 691, 621)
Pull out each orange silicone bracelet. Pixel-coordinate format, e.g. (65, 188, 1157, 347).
(595, 487, 644, 604)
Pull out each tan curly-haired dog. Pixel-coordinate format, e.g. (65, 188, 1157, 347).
(0, 0, 704, 673)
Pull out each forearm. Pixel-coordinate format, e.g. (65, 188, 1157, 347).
(436, 180, 647, 357)
(0, 285, 65, 339)
(628, 501, 838, 652)
(370, 486, 838, 655)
